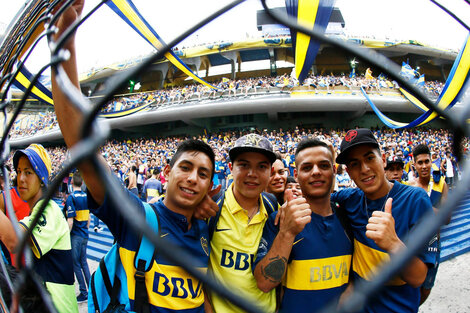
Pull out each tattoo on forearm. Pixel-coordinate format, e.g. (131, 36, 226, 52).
(261, 256, 287, 283)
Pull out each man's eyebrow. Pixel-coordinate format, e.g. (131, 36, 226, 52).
(182, 158, 212, 171)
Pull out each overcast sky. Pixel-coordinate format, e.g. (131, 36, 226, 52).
(1, 0, 469, 74)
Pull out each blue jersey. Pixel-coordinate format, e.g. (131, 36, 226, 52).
(142, 178, 163, 202)
(66, 190, 89, 238)
(89, 190, 210, 313)
(331, 181, 436, 313)
(255, 210, 352, 312)
(216, 160, 226, 180)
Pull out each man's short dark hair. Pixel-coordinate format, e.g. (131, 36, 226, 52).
(274, 151, 283, 161)
(153, 168, 161, 176)
(295, 138, 330, 158)
(413, 144, 430, 158)
(72, 171, 83, 187)
(169, 139, 215, 179)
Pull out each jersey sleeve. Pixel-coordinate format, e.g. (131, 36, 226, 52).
(65, 195, 76, 218)
(253, 212, 279, 273)
(19, 202, 67, 259)
(87, 188, 144, 247)
(330, 189, 351, 205)
(408, 188, 437, 266)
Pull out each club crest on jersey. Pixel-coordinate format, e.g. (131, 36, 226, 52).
(201, 237, 209, 256)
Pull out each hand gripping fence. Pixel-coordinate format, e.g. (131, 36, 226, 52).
(0, 1, 469, 312)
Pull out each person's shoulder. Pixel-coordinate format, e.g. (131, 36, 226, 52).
(334, 187, 361, 197)
(394, 181, 430, 204)
(395, 181, 425, 195)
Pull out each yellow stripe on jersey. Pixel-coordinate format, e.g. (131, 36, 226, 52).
(19, 222, 41, 259)
(147, 189, 160, 198)
(119, 247, 206, 310)
(75, 209, 90, 222)
(353, 239, 406, 286)
(285, 255, 351, 290)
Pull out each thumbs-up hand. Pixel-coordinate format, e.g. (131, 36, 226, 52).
(279, 197, 311, 238)
(365, 198, 403, 252)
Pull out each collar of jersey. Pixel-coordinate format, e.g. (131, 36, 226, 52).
(156, 198, 190, 231)
(225, 186, 268, 221)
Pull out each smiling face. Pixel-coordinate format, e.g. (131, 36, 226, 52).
(230, 152, 271, 202)
(414, 153, 432, 180)
(295, 146, 335, 200)
(345, 145, 390, 200)
(283, 181, 302, 202)
(163, 151, 213, 213)
(16, 156, 42, 207)
(267, 159, 287, 195)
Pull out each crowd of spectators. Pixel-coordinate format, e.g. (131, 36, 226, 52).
(100, 92, 155, 113)
(10, 111, 57, 138)
(10, 73, 445, 138)
(6, 126, 467, 201)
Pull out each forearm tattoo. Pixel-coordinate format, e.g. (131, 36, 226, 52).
(261, 256, 287, 283)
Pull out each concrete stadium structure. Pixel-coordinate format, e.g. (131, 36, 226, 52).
(6, 7, 464, 148)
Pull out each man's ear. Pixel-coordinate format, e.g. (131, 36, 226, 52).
(294, 168, 298, 180)
(228, 162, 233, 171)
(163, 164, 171, 180)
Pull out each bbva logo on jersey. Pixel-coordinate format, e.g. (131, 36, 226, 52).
(153, 272, 203, 299)
(220, 249, 254, 271)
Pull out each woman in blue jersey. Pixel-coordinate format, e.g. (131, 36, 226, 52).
(0, 144, 78, 313)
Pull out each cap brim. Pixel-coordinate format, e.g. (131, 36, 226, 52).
(385, 161, 404, 169)
(13, 150, 28, 171)
(336, 142, 380, 164)
(229, 147, 276, 164)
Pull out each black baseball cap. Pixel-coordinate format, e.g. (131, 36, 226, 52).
(229, 134, 276, 164)
(336, 129, 380, 164)
(385, 155, 404, 169)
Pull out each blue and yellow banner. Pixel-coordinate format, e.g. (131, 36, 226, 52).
(363, 33, 470, 129)
(12, 66, 54, 105)
(106, 0, 216, 89)
(285, 0, 336, 83)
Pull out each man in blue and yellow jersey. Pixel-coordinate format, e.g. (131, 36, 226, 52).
(65, 171, 91, 303)
(254, 138, 352, 312)
(408, 144, 448, 305)
(51, 3, 215, 312)
(331, 129, 436, 313)
(207, 133, 277, 313)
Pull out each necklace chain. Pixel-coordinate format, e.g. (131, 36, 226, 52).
(365, 184, 392, 218)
